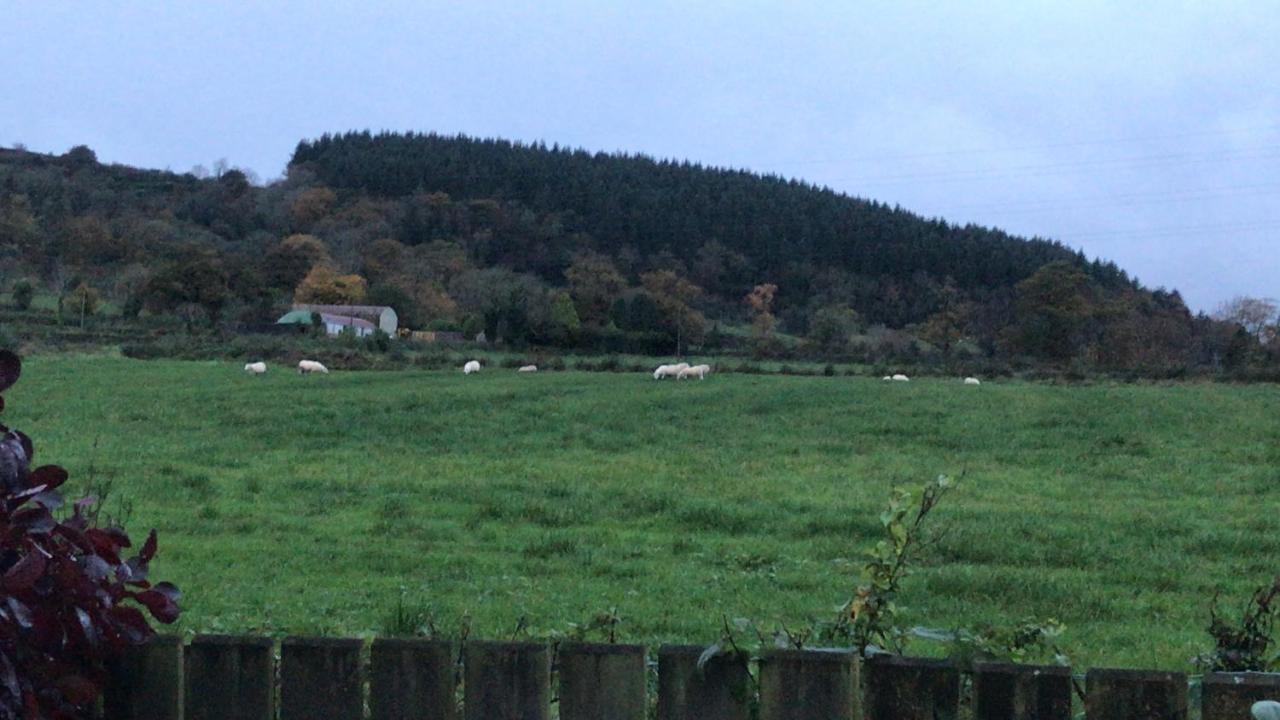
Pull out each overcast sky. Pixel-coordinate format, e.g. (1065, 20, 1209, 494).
(3, 2, 1276, 312)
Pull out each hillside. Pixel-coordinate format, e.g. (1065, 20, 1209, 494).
(290, 132, 1135, 325)
(0, 137, 1266, 374)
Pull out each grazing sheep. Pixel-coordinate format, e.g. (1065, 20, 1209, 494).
(677, 364, 712, 380)
(881, 376, 892, 381)
(891, 374, 910, 382)
(518, 365, 537, 373)
(463, 360, 481, 375)
(653, 362, 690, 380)
(244, 361, 267, 375)
(1253, 701, 1280, 720)
(297, 360, 328, 375)
(964, 377, 981, 385)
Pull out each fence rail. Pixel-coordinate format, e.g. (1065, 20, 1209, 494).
(99, 635, 1280, 720)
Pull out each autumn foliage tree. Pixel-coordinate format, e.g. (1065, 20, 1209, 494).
(641, 270, 706, 350)
(294, 265, 368, 305)
(289, 186, 338, 231)
(745, 283, 778, 337)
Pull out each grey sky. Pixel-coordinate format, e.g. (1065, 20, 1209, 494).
(3, 2, 1276, 312)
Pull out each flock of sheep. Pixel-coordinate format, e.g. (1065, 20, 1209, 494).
(243, 359, 979, 385)
(881, 373, 981, 385)
(652, 362, 712, 380)
(242, 359, 710, 378)
(243, 360, 329, 375)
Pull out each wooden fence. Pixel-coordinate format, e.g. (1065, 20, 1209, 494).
(100, 635, 1280, 720)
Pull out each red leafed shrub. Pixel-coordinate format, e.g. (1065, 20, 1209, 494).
(0, 351, 180, 719)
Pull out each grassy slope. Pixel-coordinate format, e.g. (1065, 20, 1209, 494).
(7, 356, 1278, 669)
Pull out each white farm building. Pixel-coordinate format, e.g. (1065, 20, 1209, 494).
(290, 304, 398, 335)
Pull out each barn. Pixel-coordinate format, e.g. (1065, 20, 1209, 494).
(290, 304, 398, 335)
(275, 310, 378, 337)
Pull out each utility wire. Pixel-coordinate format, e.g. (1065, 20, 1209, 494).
(937, 183, 1280, 216)
(1059, 221, 1274, 241)
(824, 148, 1280, 186)
(763, 121, 1280, 167)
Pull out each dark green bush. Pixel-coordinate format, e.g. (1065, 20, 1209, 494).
(10, 280, 34, 310)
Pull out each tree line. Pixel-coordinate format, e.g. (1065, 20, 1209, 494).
(0, 138, 1276, 376)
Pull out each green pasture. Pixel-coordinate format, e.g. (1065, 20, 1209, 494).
(6, 356, 1278, 670)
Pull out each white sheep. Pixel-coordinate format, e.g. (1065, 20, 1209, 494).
(881, 376, 892, 381)
(297, 360, 328, 375)
(244, 361, 267, 375)
(964, 377, 981, 385)
(518, 365, 537, 373)
(892, 374, 910, 382)
(1252, 701, 1280, 720)
(463, 360, 481, 375)
(652, 362, 690, 380)
(677, 364, 711, 380)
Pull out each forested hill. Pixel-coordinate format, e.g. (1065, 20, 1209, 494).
(0, 137, 1253, 375)
(291, 131, 1134, 306)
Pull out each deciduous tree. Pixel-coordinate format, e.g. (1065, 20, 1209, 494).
(565, 252, 626, 326)
(1213, 296, 1277, 342)
(10, 279, 33, 310)
(294, 265, 368, 305)
(142, 255, 229, 328)
(808, 305, 861, 353)
(1003, 261, 1096, 360)
(264, 234, 330, 290)
(290, 186, 338, 231)
(641, 270, 706, 349)
(745, 282, 778, 338)
(549, 290, 581, 344)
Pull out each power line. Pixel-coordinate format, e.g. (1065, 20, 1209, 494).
(822, 147, 1280, 186)
(1060, 220, 1275, 241)
(940, 182, 1280, 216)
(765, 121, 1280, 167)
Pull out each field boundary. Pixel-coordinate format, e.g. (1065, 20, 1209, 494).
(103, 634, 1280, 719)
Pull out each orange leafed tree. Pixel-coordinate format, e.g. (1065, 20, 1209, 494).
(745, 283, 778, 337)
(290, 187, 338, 231)
(294, 265, 368, 305)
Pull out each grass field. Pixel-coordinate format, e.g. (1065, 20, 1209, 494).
(7, 355, 1279, 670)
